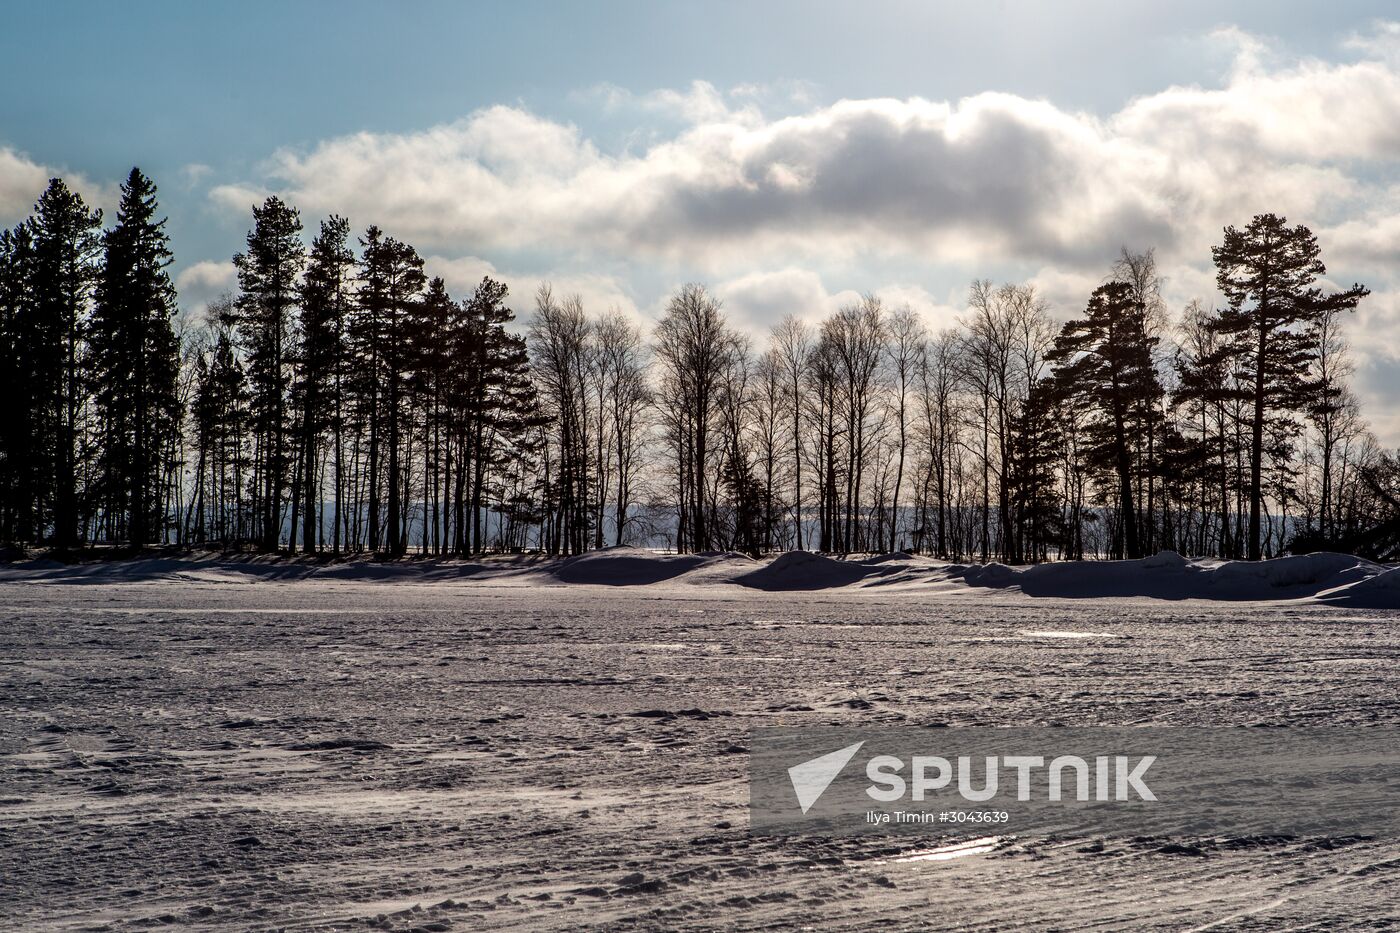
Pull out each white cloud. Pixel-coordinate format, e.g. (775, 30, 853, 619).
(871, 283, 964, 336)
(206, 26, 1400, 282)
(590, 80, 754, 127)
(0, 147, 51, 226)
(711, 268, 961, 338)
(174, 259, 237, 317)
(209, 94, 1174, 268)
(713, 268, 860, 335)
(0, 146, 114, 228)
(1342, 19, 1400, 60)
(199, 23, 1400, 442)
(175, 259, 236, 293)
(424, 254, 642, 331)
(179, 163, 214, 189)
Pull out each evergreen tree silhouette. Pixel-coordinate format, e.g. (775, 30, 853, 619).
(231, 197, 304, 551)
(1210, 214, 1368, 560)
(90, 168, 181, 546)
(28, 179, 103, 547)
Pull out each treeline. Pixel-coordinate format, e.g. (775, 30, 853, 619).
(0, 169, 1389, 562)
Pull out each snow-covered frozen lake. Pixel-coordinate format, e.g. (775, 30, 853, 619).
(3, 559, 1399, 929)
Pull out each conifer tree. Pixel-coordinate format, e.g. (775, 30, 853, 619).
(407, 275, 452, 553)
(0, 225, 37, 542)
(465, 278, 541, 553)
(89, 168, 181, 546)
(352, 227, 424, 555)
(28, 179, 103, 547)
(295, 216, 354, 552)
(189, 318, 249, 544)
(1048, 282, 1163, 559)
(231, 197, 304, 550)
(1006, 381, 1063, 561)
(1210, 214, 1368, 559)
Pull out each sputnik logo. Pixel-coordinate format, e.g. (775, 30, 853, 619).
(788, 741, 865, 813)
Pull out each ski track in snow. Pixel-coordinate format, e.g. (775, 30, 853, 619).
(2, 558, 1399, 930)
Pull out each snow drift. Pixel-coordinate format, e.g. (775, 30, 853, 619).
(731, 551, 873, 590)
(956, 550, 1379, 601)
(0, 548, 1396, 607)
(548, 548, 752, 585)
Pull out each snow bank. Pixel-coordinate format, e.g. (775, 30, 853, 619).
(0, 553, 520, 585)
(730, 551, 874, 590)
(1, 547, 1396, 606)
(1205, 552, 1371, 596)
(0, 555, 309, 584)
(1316, 565, 1400, 609)
(954, 550, 1389, 604)
(548, 547, 749, 585)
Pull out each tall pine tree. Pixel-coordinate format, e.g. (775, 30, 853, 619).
(456, 277, 541, 554)
(1210, 214, 1368, 560)
(89, 168, 181, 547)
(352, 227, 424, 555)
(1048, 282, 1164, 559)
(28, 179, 103, 547)
(232, 197, 304, 551)
(295, 215, 354, 553)
(0, 225, 37, 543)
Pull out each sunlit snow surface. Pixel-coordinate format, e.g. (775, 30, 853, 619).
(2, 554, 1399, 930)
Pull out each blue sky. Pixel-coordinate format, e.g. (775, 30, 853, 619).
(6, 1, 1400, 439)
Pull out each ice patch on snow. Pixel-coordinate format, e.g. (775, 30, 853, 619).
(1018, 630, 1125, 639)
(885, 837, 1004, 863)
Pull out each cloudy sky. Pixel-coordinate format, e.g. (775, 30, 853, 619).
(6, 1, 1400, 439)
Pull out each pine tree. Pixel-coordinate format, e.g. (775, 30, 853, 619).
(1173, 301, 1241, 557)
(295, 216, 354, 553)
(231, 197, 304, 550)
(1210, 214, 1368, 559)
(407, 275, 452, 553)
(1048, 281, 1163, 559)
(28, 179, 103, 547)
(460, 277, 541, 554)
(189, 320, 250, 544)
(352, 227, 424, 555)
(0, 225, 37, 543)
(89, 168, 181, 547)
(1006, 381, 1063, 562)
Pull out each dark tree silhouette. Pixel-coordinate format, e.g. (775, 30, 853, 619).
(0, 169, 1389, 566)
(1048, 281, 1164, 560)
(1210, 214, 1368, 560)
(295, 215, 354, 553)
(352, 227, 424, 555)
(231, 197, 305, 551)
(188, 312, 249, 544)
(652, 284, 736, 553)
(28, 179, 103, 547)
(89, 168, 181, 547)
(0, 224, 38, 542)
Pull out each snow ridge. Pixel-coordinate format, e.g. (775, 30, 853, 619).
(0, 547, 1395, 607)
